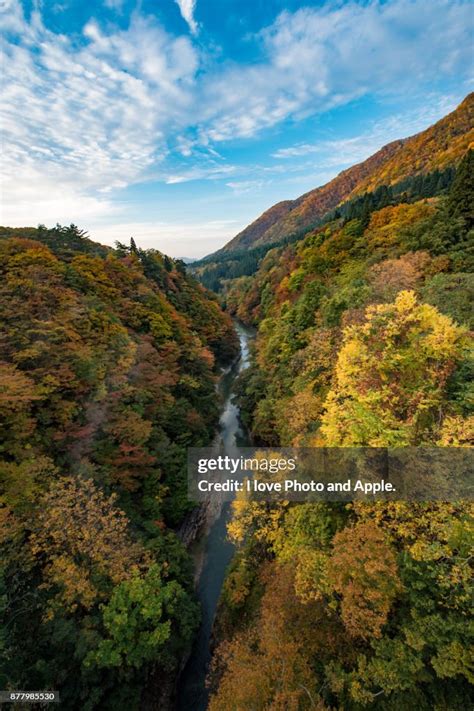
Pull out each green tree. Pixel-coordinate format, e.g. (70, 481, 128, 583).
(447, 149, 474, 230)
(85, 564, 198, 671)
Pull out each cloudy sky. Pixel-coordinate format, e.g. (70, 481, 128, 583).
(1, 0, 472, 257)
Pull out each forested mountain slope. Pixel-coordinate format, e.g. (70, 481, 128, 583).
(193, 94, 474, 293)
(0, 225, 238, 709)
(223, 92, 473, 252)
(222, 137, 405, 252)
(227, 151, 473, 443)
(192, 94, 473, 297)
(207, 150, 474, 709)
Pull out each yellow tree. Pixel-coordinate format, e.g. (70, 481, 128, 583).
(320, 291, 469, 446)
(29, 477, 149, 613)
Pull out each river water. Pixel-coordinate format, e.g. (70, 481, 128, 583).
(176, 321, 253, 711)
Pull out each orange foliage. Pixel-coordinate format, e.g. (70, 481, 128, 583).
(368, 250, 431, 301)
(208, 564, 339, 710)
(329, 520, 401, 640)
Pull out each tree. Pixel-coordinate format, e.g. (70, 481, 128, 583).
(208, 564, 329, 711)
(0, 363, 40, 458)
(447, 149, 474, 230)
(175, 259, 187, 275)
(328, 520, 401, 640)
(29, 477, 148, 612)
(320, 291, 469, 446)
(85, 565, 198, 671)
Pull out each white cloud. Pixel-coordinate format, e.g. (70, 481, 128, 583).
(197, 0, 472, 143)
(1, 0, 472, 240)
(226, 179, 267, 195)
(0, 2, 198, 226)
(0, 168, 119, 225)
(103, 0, 124, 9)
(175, 0, 198, 35)
(272, 144, 320, 159)
(165, 164, 235, 184)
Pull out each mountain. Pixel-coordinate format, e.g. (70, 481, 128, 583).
(223, 199, 298, 253)
(221, 93, 473, 253)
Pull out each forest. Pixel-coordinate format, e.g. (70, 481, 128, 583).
(205, 149, 473, 709)
(0, 225, 238, 709)
(0, 103, 472, 711)
(192, 165, 458, 294)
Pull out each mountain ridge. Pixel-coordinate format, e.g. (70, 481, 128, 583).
(219, 93, 473, 253)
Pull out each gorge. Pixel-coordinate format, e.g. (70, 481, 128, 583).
(1, 94, 472, 711)
(177, 321, 253, 711)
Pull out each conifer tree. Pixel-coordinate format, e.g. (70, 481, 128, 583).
(448, 149, 473, 229)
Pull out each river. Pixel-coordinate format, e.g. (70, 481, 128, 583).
(176, 320, 254, 711)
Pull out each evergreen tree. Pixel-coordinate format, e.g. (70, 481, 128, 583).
(447, 149, 474, 229)
(175, 259, 187, 275)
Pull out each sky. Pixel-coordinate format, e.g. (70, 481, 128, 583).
(1, 1, 473, 258)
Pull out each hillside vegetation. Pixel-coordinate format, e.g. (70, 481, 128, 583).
(207, 149, 474, 709)
(193, 93, 473, 295)
(0, 225, 238, 709)
(225, 93, 473, 252)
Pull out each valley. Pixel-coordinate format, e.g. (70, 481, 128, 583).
(1, 93, 472, 711)
(193, 96, 473, 710)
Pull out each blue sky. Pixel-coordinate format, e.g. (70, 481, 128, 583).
(1, 1, 472, 257)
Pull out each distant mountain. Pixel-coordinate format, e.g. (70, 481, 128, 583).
(220, 93, 473, 253)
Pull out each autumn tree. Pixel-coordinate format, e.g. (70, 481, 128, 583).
(328, 520, 401, 640)
(320, 291, 469, 446)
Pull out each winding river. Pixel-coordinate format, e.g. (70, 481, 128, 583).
(176, 321, 254, 711)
